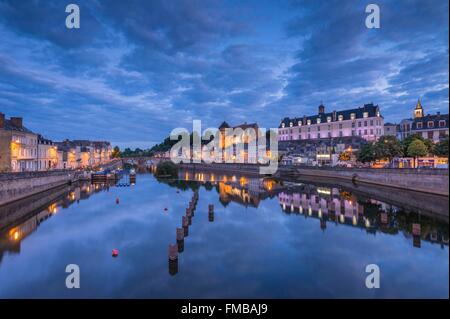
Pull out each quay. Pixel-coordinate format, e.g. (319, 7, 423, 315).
(179, 162, 449, 197)
(0, 159, 122, 206)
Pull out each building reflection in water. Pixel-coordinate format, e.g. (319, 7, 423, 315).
(177, 169, 449, 249)
(0, 181, 114, 264)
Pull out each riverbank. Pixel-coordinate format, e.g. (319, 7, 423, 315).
(179, 163, 449, 197)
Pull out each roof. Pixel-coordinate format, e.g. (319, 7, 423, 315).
(1, 119, 35, 134)
(279, 103, 381, 128)
(219, 121, 230, 129)
(412, 113, 449, 130)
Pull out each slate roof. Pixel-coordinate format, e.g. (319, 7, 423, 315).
(279, 103, 381, 128)
(412, 113, 449, 130)
(2, 119, 35, 134)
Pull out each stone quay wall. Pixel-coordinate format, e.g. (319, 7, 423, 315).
(0, 170, 80, 206)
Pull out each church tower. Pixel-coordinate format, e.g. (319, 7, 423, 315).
(414, 99, 424, 119)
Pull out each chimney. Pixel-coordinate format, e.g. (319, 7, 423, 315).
(0, 113, 4, 129)
(318, 103, 325, 114)
(332, 110, 337, 121)
(10, 117, 23, 128)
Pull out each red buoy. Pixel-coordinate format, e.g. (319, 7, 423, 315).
(112, 249, 119, 257)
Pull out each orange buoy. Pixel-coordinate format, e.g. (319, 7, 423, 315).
(112, 249, 119, 257)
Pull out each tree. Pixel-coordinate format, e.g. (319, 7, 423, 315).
(434, 137, 449, 157)
(339, 151, 351, 161)
(111, 146, 121, 158)
(375, 136, 403, 162)
(357, 142, 377, 163)
(407, 140, 428, 167)
(401, 133, 433, 155)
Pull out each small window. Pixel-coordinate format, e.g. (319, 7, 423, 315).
(439, 120, 446, 127)
(417, 122, 423, 129)
(327, 116, 331, 123)
(428, 121, 434, 128)
(281, 123, 285, 128)
(298, 121, 302, 126)
(363, 112, 369, 118)
(307, 119, 311, 125)
(338, 115, 343, 121)
(350, 113, 356, 120)
(290, 122, 293, 127)
(317, 118, 321, 124)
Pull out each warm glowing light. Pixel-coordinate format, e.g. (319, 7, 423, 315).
(365, 219, 371, 228)
(13, 231, 19, 241)
(352, 215, 357, 226)
(339, 214, 345, 224)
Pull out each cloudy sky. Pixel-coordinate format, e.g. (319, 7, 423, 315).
(0, 0, 448, 148)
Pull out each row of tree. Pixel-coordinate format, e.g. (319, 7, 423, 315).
(356, 134, 448, 163)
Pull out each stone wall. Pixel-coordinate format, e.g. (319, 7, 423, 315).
(0, 170, 79, 206)
(282, 166, 449, 196)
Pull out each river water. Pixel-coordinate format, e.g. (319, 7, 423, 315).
(0, 169, 448, 298)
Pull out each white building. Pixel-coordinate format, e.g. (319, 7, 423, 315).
(278, 103, 384, 142)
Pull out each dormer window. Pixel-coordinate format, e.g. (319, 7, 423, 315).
(376, 111, 380, 117)
(439, 120, 446, 127)
(428, 121, 434, 128)
(327, 116, 331, 123)
(298, 121, 302, 126)
(363, 112, 369, 118)
(281, 123, 285, 128)
(317, 118, 321, 124)
(338, 115, 343, 121)
(350, 113, 356, 120)
(417, 122, 423, 129)
(289, 122, 293, 127)
(307, 119, 311, 125)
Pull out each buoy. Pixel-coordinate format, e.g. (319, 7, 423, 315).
(116, 197, 120, 204)
(112, 249, 119, 257)
(164, 207, 168, 212)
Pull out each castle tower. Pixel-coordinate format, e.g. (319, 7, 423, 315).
(414, 99, 424, 119)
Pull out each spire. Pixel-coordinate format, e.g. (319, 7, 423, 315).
(414, 98, 424, 118)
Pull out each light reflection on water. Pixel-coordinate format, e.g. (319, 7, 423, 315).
(0, 170, 448, 298)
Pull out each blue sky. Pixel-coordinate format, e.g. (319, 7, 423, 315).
(0, 0, 448, 149)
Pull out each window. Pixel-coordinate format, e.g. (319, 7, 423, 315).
(298, 121, 302, 126)
(327, 116, 331, 123)
(352, 122, 355, 128)
(439, 120, 446, 127)
(363, 112, 368, 118)
(318, 126, 321, 131)
(364, 121, 368, 127)
(339, 124, 343, 129)
(317, 118, 321, 124)
(370, 120, 373, 126)
(428, 121, 434, 128)
(370, 129, 373, 135)
(290, 122, 293, 127)
(307, 119, 311, 125)
(417, 122, 423, 129)
(281, 123, 285, 128)
(339, 131, 343, 137)
(350, 113, 355, 120)
(338, 115, 343, 121)
(328, 132, 331, 138)
(358, 121, 362, 127)
(352, 130, 356, 136)
(364, 129, 368, 135)
(428, 131, 433, 139)
(358, 130, 362, 136)
(318, 133, 321, 138)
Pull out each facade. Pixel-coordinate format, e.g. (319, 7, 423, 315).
(383, 123, 398, 137)
(398, 100, 449, 142)
(37, 135, 58, 170)
(218, 121, 261, 163)
(55, 140, 112, 169)
(278, 103, 384, 142)
(0, 114, 38, 172)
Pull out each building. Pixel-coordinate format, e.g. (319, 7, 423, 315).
(55, 140, 112, 169)
(398, 99, 449, 142)
(383, 123, 398, 137)
(37, 135, 58, 170)
(218, 121, 261, 163)
(0, 113, 38, 172)
(278, 103, 384, 142)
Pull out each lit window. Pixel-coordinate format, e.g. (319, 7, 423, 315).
(417, 122, 423, 129)
(439, 120, 446, 127)
(298, 121, 302, 126)
(350, 113, 355, 120)
(290, 122, 293, 127)
(327, 116, 331, 122)
(307, 119, 311, 125)
(363, 112, 369, 118)
(317, 118, 321, 124)
(428, 121, 434, 128)
(281, 123, 285, 128)
(338, 115, 343, 121)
